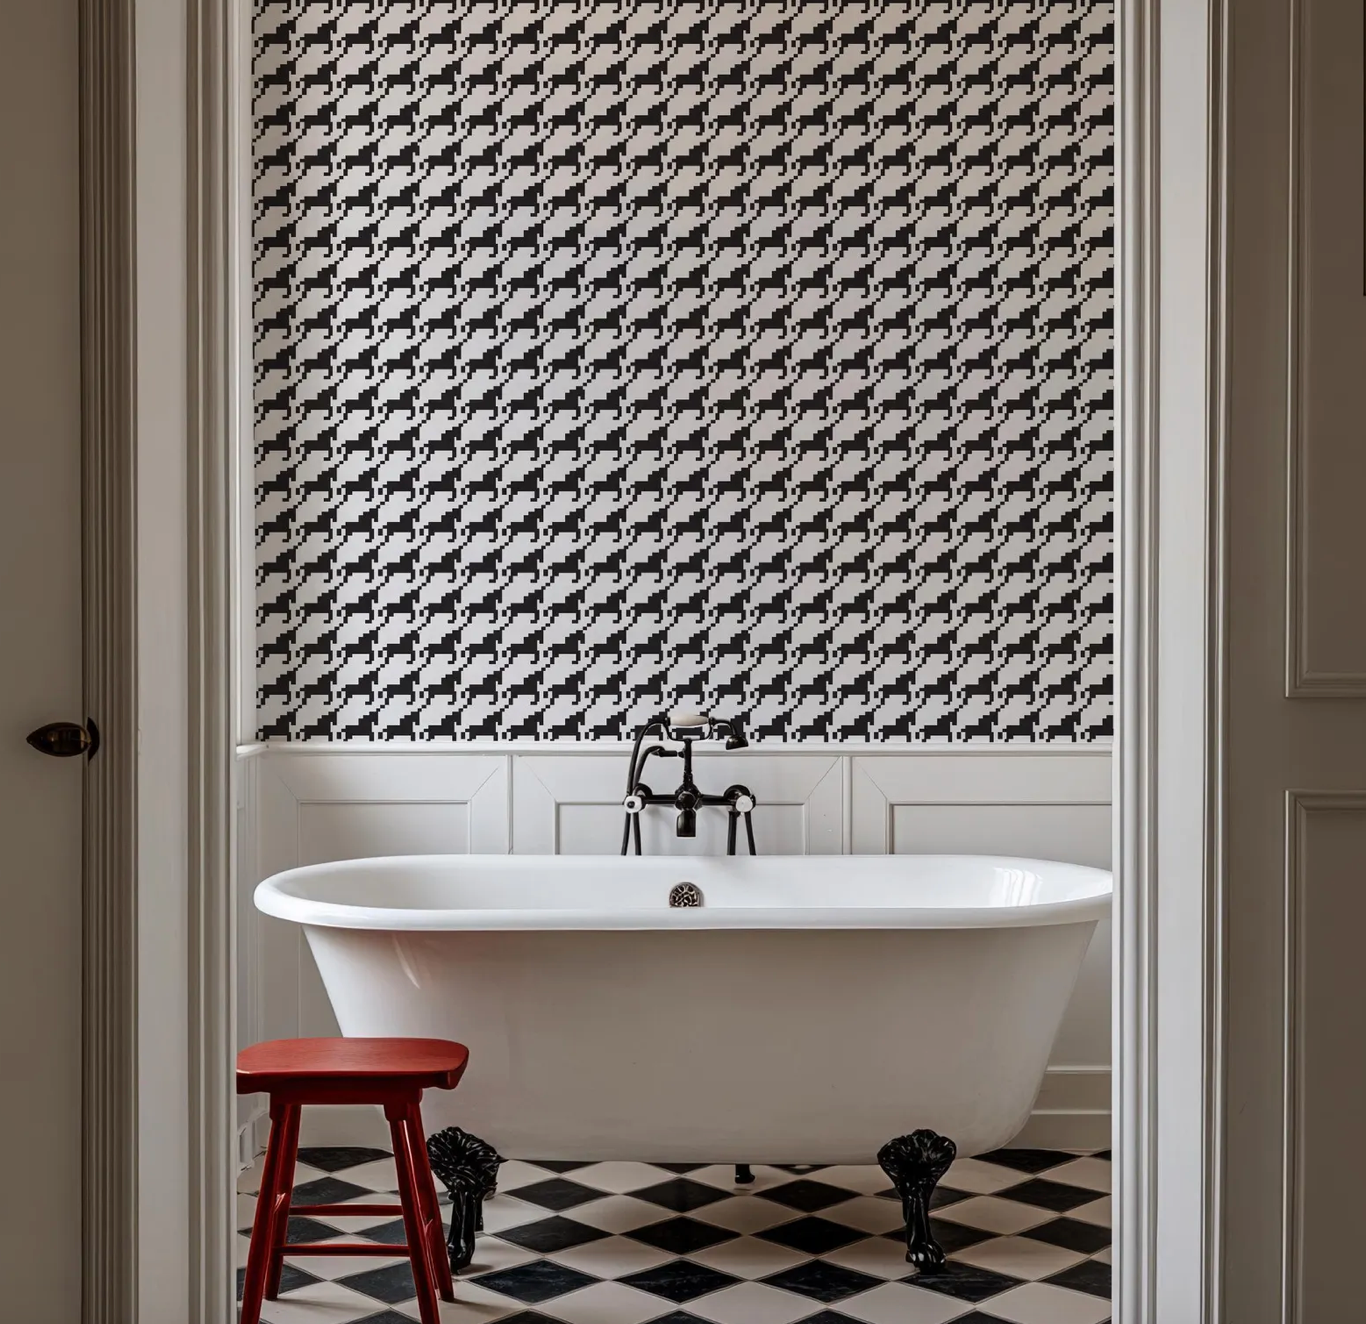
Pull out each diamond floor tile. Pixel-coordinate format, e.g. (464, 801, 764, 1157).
(296, 1147, 394, 1173)
(951, 1233, 1087, 1282)
(618, 1259, 741, 1303)
(756, 1216, 866, 1256)
(977, 1149, 1077, 1174)
(756, 1179, 860, 1214)
(546, 1233, 675, 1279)
(999, 1179, 1102, 1214)
(632, 1178, 733, 1213)
(905, 1259, 1022, 1303)
(507, 1177, 605, 1212)
(977, 1280, 1113, 1324)
(628, 1216, 739, 1256)
(474, 1259, 600, 1304)
(685, 1281, 825, 1324)
(539, 1280, 685, 1324)
(760, 1260, 883, 1303)
(498, 1215, 611, 1255)
(1044, 1258, 1112, 1299)
(1021, 1216, 1113, 1256)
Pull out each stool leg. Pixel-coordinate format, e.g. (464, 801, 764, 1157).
(403, 1103, 456, 1300)
(388, 1103, 441, 1324)
(240, 1101, 292, 1324)
(265, 1103, 302, 1299)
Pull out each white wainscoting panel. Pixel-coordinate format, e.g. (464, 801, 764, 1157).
(513, 751, 843, 855)
(239, 743, 1112, 1152)
(850, 751, 1112, 855)
(887, 803, 1111, 862)
(298, 800, 469, 863)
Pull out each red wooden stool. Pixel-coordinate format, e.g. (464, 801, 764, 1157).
(236, 1037, 470, 1324)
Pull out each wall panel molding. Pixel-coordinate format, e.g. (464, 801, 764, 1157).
(512, 750, 843, 855)
(267, 750, 510, 853)
(851, 749, 1112, 856)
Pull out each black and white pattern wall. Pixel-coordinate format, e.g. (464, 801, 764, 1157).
(254, 2, 1114, 742)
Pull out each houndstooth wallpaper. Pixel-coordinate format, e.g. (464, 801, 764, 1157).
(253, 2, 1114, 742)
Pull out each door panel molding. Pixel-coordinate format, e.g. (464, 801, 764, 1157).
(1284, 0, 1366, 696)
(79, 0, 138, 1319)
(1280, 792, 1366, 1323)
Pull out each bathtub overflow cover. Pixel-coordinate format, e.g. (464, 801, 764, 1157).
(669, 882, 704, 908)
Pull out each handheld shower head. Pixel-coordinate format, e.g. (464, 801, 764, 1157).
(714, 717, 748, 750)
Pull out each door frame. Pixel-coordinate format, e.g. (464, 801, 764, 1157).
(79, 0, 138, 1318)
(80, 0, 1232, 1319)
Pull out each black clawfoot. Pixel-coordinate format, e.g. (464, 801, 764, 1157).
(877, 1130, 957, 1269)
(734, 1164, 754, 1184)
(426, 1126, 504, 1272)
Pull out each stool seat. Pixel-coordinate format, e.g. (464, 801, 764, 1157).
(237, 1036, 469, 1094)
(236, 1036, 468, 1324)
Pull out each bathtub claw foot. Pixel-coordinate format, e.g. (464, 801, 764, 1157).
(734, 1164, 754, 1185)
(427, 1126, 504, 1273)
(878, 1130, 957, 1269)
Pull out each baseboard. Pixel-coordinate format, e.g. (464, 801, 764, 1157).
(251, 1068, 1113, 1160)
(1012, 1110, 1112, 1150)
(1013, 1066, 1112, 1152)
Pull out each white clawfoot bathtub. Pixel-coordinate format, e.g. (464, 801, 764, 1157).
(255, 854, 1110, 1164)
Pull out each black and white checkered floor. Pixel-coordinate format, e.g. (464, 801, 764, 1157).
(238, 1148, 1110, 1324)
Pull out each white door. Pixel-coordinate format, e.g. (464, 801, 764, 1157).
(0, 1, 84, 1318)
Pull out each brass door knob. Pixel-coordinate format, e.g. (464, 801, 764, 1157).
(26, 719, 100, 759)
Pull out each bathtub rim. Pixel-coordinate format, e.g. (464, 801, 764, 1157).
(254, 852, 1112, 932)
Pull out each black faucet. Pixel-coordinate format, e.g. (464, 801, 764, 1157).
(620, 711, 757, 855)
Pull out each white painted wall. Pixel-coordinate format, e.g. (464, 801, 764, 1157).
(237, 743, 1112, 1154)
